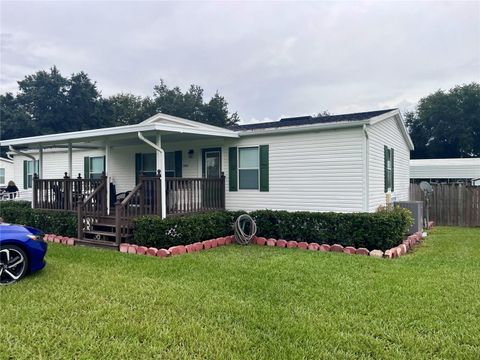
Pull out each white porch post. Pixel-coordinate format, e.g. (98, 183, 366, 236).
(105, 143, 110, 215)
(68, 142, 73, 178)
(156, 134, 166, 219)
(39, 145, 43, 178)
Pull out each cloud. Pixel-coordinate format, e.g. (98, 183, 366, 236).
(0, 1, 478, 122)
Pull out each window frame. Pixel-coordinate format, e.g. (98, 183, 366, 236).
(165, 152, 176, 178)
(204, 150, 221, 178)
(25, 160, 39, 189)
(385, 146, 394, 192)
(0, 168, 5, 185)
(89, 156, 105, 180)
(238, 146, 260, 190)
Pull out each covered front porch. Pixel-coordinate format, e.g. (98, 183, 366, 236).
(3, 113, 237, 246)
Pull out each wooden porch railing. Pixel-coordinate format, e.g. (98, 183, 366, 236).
(166, 174, 225, 215)
(115, 171, 162, 244)
(77, 174, 108, 239)
(33, 173, 104, 212)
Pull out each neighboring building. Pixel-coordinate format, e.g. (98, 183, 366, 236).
(0, 157, 14, 188)
(1, 108, 413, 213)
(410, 158, 480, 186)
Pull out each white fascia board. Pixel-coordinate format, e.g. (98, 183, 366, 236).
(368, 110, 414, 150)
(236, 119, 371, 137)
(0, 157, 14, 163)
(1, 122, 238, 147)
(153, 123, 239, 138)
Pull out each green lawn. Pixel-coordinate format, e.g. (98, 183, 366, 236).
(1, 227, 479, 359)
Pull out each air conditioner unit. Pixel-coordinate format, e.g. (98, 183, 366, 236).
(394, 201, 423, 234)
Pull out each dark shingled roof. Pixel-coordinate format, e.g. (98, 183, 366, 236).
(231, 109, 397, 131)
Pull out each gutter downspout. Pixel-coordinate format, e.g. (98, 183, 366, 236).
(363, 125, 370, 212)
(9, 145, 37, 162)
(137, 132, 166, 219)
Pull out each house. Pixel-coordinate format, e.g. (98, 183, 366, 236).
(1, 108, 413, 246)
(0, 157, 15, 188)
(410, 158, 480, 186)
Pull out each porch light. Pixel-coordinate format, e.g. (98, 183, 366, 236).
(188, 149, 194, 158)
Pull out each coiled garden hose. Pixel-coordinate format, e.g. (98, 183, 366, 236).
(234, 214, 257, 245)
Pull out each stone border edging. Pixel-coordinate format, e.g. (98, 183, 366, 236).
(43, 234, 76, 246)
(119, 235, 236, 257)
(44, 222, 433, 260)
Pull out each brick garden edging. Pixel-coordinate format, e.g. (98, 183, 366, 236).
(43, 222, 433, 260)
(119, 235, 236, 257)
(249, 227, 429, 259)
(43, 234, 76, 246)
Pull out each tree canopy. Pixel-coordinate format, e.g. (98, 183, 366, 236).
(0, 66, 240, 144)
(406, 83, 480, 159)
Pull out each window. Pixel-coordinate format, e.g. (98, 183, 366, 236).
(89, 156, 105, 179)
(239, 147, 259, 189)
(165, 152, 175, 177)
(24, 160, 39, 189)
(135, 151, 181, 183)
(384, 146, 394, 192)
(0, 168, 5, 185)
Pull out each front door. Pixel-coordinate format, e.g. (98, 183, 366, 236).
(204, 150, 221, 178)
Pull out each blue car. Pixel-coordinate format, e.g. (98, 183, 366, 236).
(0, 223, 48, 285)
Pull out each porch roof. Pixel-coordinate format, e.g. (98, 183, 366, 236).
(1, 113, 239, 149)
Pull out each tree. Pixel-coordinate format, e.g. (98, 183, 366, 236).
(66, 72, 104, 130)
(0, 92, 33, 141)
(104, 93, 156, 126)
(2, 66, 107, 138)
(0, 69, 240, 148)
(406, 83, 480, 159)
(151, 80, 239, 127)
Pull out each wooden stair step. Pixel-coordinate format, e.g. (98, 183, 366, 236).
(75, 238, 119, 250)
(84, 230, 117, 238)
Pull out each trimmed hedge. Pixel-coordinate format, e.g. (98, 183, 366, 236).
(0, 201, 77, 237)
(250, 207, 413, 251)
(133, 207, 412, 251)
(133, 211, 243, 249)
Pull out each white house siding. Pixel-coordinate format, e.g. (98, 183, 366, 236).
(0, 158, 14, 187)
(11, 149, 105, 201)
(108, 138, 230, 193)
(410, 158, 480, 180)
(223, 128, 365, 212)
(368, 116, 410, 211)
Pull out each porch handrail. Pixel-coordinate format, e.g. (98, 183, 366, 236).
(34, 173, 103, 212)
(115, 171, 162, 245)
(165, 174, 225, 215)
(77, 175, 108, 239)
(120, 183, 142, 206)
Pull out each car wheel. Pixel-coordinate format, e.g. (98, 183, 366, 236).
(0, 245, 29, 285)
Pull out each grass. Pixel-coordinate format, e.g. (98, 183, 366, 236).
(1, 227, 479, 359)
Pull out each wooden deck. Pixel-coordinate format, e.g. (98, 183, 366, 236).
(33, 172, 226, 246)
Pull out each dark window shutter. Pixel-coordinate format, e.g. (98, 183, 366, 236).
(391, 148, 394, 192)
(23, 160, 28, 189)
(384, 146, 388, 192)
(259, 145, 269, 192)
(102, 155, 106, 176)
(175, 151, 182, 178)
(135, 153, 142, 184)
(84, 157, 90, 179)
(228, 147, 238, 191)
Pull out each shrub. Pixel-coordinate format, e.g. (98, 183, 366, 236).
(0, 201, 77, 237)
(133, 211, 244, 248)
(132, 208, 412, 251)
(250, 207, 413, 251)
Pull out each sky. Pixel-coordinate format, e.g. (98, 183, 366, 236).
(1, 1, 479, 123)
